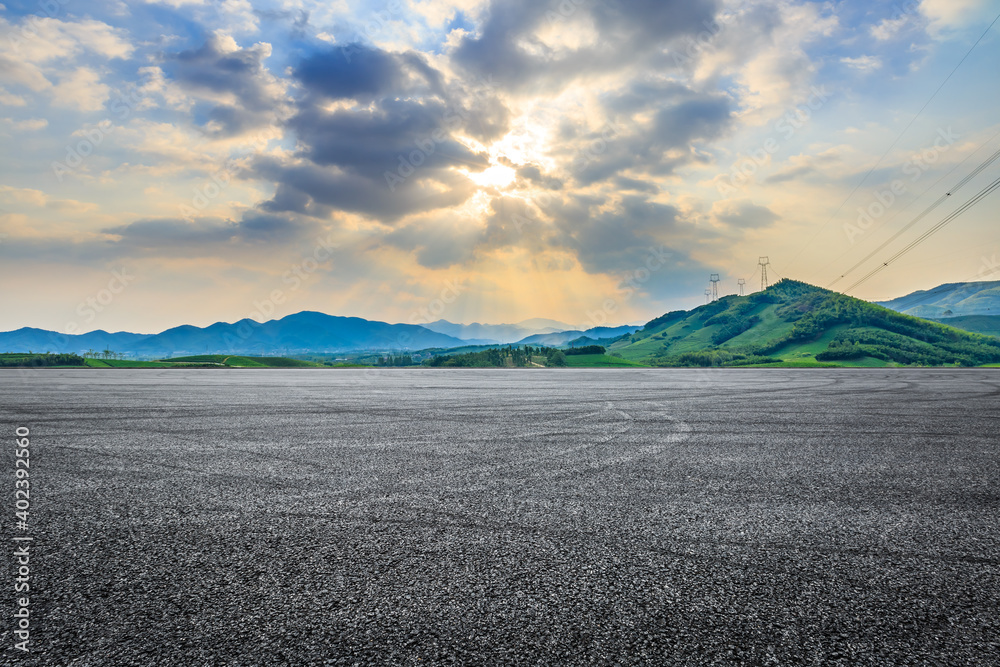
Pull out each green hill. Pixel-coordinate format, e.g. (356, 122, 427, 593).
(878, 280, 1000, 318)
(929, 315, 1000, 338)
(609, 279, 1000, 367)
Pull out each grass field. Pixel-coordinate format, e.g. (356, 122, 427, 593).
(84, 359, 176, 368)
(161, 355, 322, 368)
(564, 354, 648, 367)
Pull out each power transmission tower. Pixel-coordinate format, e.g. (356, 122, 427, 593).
(704, 289, 712, 304)
(709, 274, 720, 301)
(758, 256, 770, 291)
(738, 278, 746, 296)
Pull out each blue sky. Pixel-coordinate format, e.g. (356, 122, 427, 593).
(1, 0, 999, 334)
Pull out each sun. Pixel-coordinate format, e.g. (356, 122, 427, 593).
(466, 164, 516, 188)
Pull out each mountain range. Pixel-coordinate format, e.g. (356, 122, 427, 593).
(4, 280, 1000, 364)
(878, 280, 1000, 317)
(515, 325, 641, 347)
(421, 318, 577, 344)
(0, 312, 467, 358)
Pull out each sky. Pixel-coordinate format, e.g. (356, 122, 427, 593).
(1, 0, 999, 335)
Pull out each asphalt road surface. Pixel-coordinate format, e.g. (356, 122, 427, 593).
(2, 368, 999, 666)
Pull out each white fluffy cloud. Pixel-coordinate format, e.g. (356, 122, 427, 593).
(840, 55, 883, 72)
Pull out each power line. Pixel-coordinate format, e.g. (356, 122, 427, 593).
(844, 174, 1000, 293)
(816, 129, 1000, 283)
(828, 145, 1000, 287)
(784, 9, 1000, 274)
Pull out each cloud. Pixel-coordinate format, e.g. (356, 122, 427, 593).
(141, 0, 260, 34)
(871, 14, 915, 41)
(562, 84, 732, 186)
(0, 185, 96, 212)
(710, 199, 780, 229)
(840, 55, 882, 72)
(0, 86, 26, 106)
(3, 117, 48, 131)
(164, 32, 287, 137)
(50, 68, 111, 111)
(247, 42, 505, 222)
(295, 44, 409, 101)
(102, 211, 309, 250)
(451, 0, 719, 93)
(920, 0, 987, 30)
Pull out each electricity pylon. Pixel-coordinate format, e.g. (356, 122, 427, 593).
(759, 256, 770, 291)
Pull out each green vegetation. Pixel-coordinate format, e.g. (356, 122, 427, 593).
(565, 345, 606, 355)
(162, 355, 321, 368)
(84, 359, 176, 368)
(930, 315, 1000, 338)
(564, 354, 647, 367)
(0, 352, 85, 367)
(669, 350, 782, 367)
(427, 345, 567, 368)
(376, 354, 415, 366)
(609, 279, 1000, 367)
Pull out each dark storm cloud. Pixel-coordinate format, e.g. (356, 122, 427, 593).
(565, 89, 732, 186)
(248, 43, 506, 222)
(553, 195, 682, 273)
(452, 0, 720, 91)
(254, 156, 479, 222)
(166, 34, 285, 137)
(288, 97, 481, 175)
(294, 45, 405, 101)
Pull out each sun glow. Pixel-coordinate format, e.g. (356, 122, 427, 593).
(466, 164, 517, 188)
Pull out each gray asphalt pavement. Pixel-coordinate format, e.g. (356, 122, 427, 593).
(2, 368, 999, 665)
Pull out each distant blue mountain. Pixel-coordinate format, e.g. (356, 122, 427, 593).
(878, 280, 1000, 318)
(515, 325, 641, 346)
(0, 312, 466, 357)
(421, 318, 575, 344)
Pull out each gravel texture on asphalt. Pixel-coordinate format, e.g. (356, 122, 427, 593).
(1, 368, 999, 666)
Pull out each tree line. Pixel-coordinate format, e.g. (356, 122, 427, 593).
(426, 346, 568, 368)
